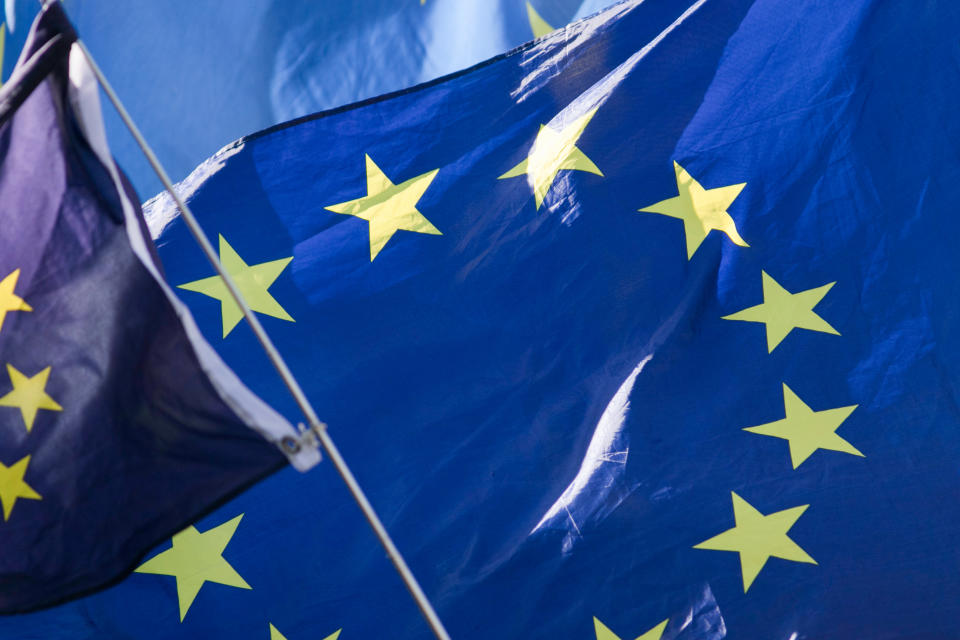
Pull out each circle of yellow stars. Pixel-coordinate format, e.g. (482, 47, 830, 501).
(168, 96, 862, 635)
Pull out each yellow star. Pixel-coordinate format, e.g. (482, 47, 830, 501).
(694, 492, 816, 592)
(135, 514, 252, 621)
(0, 269, 32, 333)
(325, 155, 441, 261)
(722, 270, 839, 352)
(526, 2, 554, 38)
(0, 364, 62, 432)
(499, 108, 603, 209)
(745, 383, 861, 469)
(639, 162, 747, 259)
(178, 235, 294, 338)
(270, 623, 341, 640)
(0, 455, 41, 521)
(593, 616, 668, 640)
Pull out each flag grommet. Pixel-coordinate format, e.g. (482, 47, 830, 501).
(280, 435, 302, 455)
(279, 424, 322, 458)
(280, 436, 302, 456)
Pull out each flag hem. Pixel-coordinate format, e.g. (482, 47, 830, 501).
(65, 42, 321, 472)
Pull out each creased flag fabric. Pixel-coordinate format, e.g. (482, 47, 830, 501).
(43, 0, 620, 197)
(0, 3, 318, 613)
(4, 0, 960, 638)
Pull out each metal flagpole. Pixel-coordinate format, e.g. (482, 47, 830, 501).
(43, 3, 451, 637)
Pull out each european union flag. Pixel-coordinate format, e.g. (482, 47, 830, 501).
(0, 3, 318, 614)
(6, 0, 960, 637)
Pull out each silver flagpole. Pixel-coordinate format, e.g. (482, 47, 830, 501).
(44, 3, 451, 637)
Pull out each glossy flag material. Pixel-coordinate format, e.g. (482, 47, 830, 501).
(31, 0, 621, 199)
(0, 3, 318, 614)
(5, 0, 960, 637)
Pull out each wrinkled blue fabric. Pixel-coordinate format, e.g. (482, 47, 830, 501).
(4, 0, 960, 638)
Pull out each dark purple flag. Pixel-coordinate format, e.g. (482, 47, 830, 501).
(0, 3, 318, 612)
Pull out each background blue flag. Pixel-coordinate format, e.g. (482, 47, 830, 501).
(5, 0, 960, 637)
(2, 0, 619, 199)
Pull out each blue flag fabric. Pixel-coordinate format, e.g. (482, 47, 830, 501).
(26, 0, 621, 198)
(0, 3, 318, 614)
(5, 0, 960, 637)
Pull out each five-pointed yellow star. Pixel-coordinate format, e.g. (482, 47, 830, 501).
(135, 513, 252, 621)
(0, 364, 62, 432)
(694, 492, 816, 592)
(0, 455, 41, 521)
(178, 235, 294, 338)
(745, 383, 861, 469)
(0, 269, 31, 334)
(639, 162, 747, 259)
(499, 108, 603, 209)
(270, 623, 341, 640)
(325, 154, 442, 261)
(722, 270, 839, 352)
(593, 616, 668, 640)
(526, 2, 554, 37)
